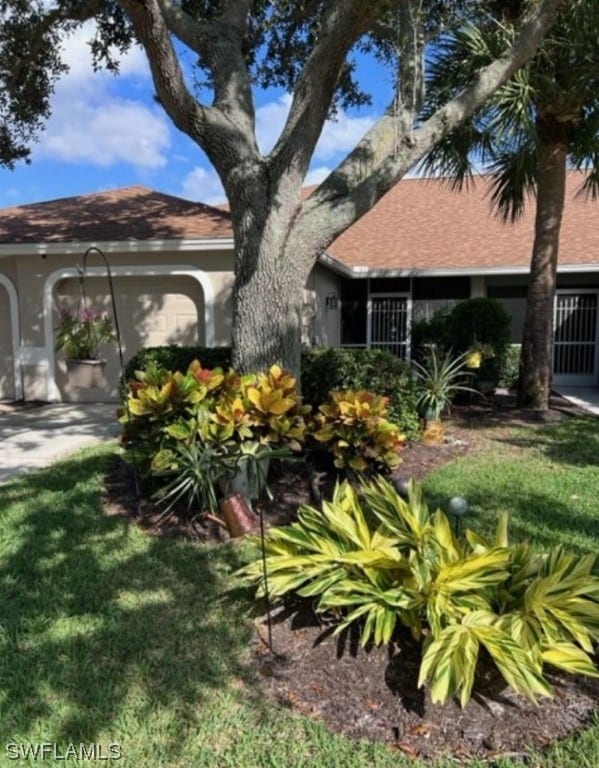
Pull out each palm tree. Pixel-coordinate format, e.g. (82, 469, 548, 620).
(420, 0, 599, 409)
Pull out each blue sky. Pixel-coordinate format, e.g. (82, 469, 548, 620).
(0, 21, 394, 209)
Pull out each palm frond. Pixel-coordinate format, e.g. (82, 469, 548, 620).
(487, 142, 538, 222)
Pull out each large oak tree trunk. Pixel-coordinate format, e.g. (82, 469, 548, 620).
(230, 247, 306, 376)
(229, 179, 310, 377)
(517, 117, 568, 410)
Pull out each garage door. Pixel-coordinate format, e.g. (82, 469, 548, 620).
(0, 285, 15, 400)
(54, 275, 205, 402)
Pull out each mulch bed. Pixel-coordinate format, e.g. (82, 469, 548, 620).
(102, 391, 599, 763)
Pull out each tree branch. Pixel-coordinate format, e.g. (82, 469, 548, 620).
(154, 0, 257, 150)
(292, 0, 566, 261)
(9, 0, 106, 88)
(269, 0, 398, 185)
(116, 0, 258, 181)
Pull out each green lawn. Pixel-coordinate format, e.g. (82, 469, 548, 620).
(0, 414, 598, 768)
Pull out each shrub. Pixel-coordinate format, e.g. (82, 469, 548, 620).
(410, 306, 453, 360)
(447, 298, 512, 383)
(301, 347, 420, 440)
(497, 344, 521, 390)
(312, 390, 405, 473)
(124, 345, 232, 383)
(240, 478, 599, 707)
(411, 299, 511, 385)
(120, 360, 309, 475)
(124, 345, 421, 439)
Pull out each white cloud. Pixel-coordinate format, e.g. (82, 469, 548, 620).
(179, 166, 226, 205)
(315, 111, 375, 161)
(59, 22, 149, 87)
(255, 94, 293, 155)
(36, 99, 170, 169)
(33, 23, 170, 170)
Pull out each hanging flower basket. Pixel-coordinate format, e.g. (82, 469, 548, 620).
(65, 358, 107, 389)
(465, 350, 482, 369)
(55, 304, 116, 389)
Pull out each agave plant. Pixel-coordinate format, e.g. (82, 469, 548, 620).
(412, 348, 478, 420)
(239, 478, 599, 706)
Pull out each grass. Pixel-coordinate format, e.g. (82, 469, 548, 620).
(0, 414, 598, 768)
(424, 415, 599, 551)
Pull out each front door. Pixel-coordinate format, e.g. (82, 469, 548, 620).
(553, 291, 599, 387)
(368, 295, 410, 358)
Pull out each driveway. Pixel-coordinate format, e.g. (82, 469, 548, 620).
(0, 403, 120, 484)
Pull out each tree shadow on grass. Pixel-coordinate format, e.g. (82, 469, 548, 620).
(0, 450, 256, 750)
(493, 416, 599, 468)
(427, 475, 599, 554)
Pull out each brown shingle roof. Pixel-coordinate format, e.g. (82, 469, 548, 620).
(0, 185, 233, 244)
(1, 174, 596, 273)
(327, 171, 599, 272)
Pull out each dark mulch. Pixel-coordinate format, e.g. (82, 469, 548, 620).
(102, 390, 599, 763)
(254, 600, 599, 762)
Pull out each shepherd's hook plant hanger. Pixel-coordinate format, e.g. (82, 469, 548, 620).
(78, 246, 140, 506)
(78, 246, 125, 377)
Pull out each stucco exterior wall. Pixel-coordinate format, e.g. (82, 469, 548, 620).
(2, 246, 234, 402)
(305, 263, 341, 347)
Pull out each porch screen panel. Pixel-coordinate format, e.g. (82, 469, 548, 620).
(554, 294, 597, 375)
(369, 297, 409, 358)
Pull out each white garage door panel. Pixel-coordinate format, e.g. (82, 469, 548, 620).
(126, 277, 204, 348)
(0, 288, 14, 400)
(54, 275, 204, 402)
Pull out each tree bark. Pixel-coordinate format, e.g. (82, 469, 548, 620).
(112, 0, 565, 380)
(517, 116, 568, 409)
(228, 176, 309, 376)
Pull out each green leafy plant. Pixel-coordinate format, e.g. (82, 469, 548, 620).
(120, 360, 309, 503)
(311, 390, 405, 474)
(412, 348, 477, 419)
(411, 299, 512, 385)
(121, 362, 308, 453)
(55, 305, 116, 360)
(151, 440, 229, 515)
(124, 345, 232, 383)
(497, 343, 522, 389)
(240, 478, 599, 707)
(301, 347, 421, 440)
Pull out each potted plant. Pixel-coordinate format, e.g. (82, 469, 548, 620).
(412, 348, 477, 443)
(151, 440, 259, 537)
(465, 342, 494, 370)
(55, 305, 116, 388)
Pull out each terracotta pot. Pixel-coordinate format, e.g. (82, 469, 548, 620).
(218, 494, 258, 538)
(65, 358, 106, 388)
(421, 418, 445, 444)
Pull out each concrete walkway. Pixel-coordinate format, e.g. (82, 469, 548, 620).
(0, 403, 120, 484)
(555, 387, 599, 416)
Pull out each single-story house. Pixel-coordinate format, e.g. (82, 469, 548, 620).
(0, 171, 597, 403)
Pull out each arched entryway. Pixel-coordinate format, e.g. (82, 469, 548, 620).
(44, 266, 215, 402)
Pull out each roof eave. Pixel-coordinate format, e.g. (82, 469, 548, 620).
(0, 237, 235, 258)
(319, 255, 599, 278)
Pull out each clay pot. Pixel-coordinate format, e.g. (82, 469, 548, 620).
(65, 358, 106, 388)
(218, 494, 258, 538)
(421, 418, 445, 444)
